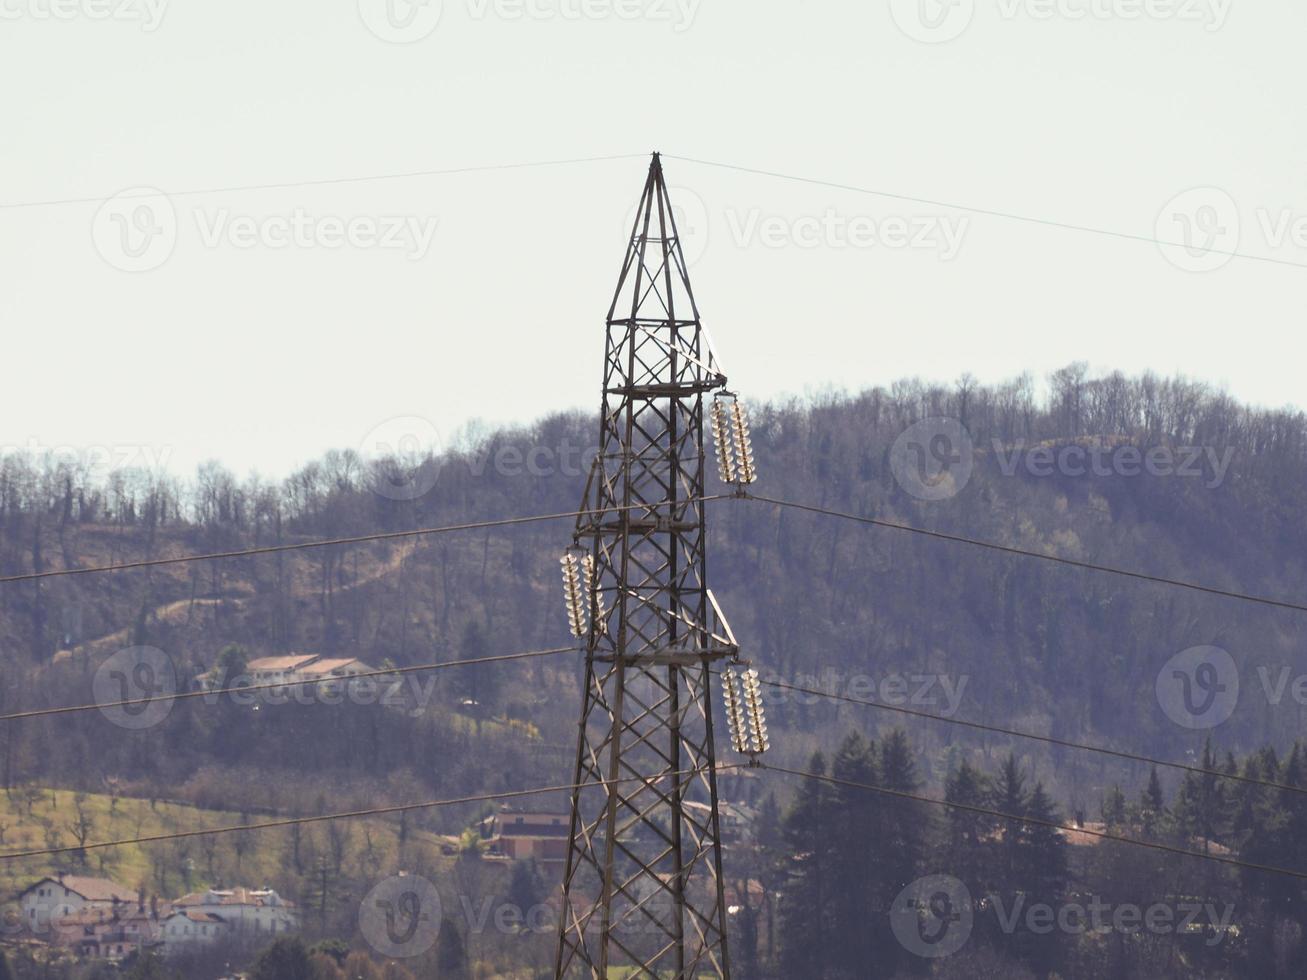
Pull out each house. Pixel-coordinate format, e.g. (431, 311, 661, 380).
(295, 657, 374, 694)
(18, 875, 136, 933)
(684, 800, 757, 842)
(169, 887, 297, 939)
(1056, 819, 1232, 856)
(158, 909, 232, 954)
(201, 654, 379, 696)
(481, 808, 570, 869)
(244, 655, 322, 689)
(49, 905, 159, 961)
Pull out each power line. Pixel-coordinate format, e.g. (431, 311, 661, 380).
(757, 676, 1307, 800)
(762, 763, 1307, 883)
(11, 487, 1297, 616)
(748, 493, 1307, 614)
(0, 495, 730, 585)
(665, 154, 1307, 271)
(16, 150, 1292, 272)
(0, 766, 742, 863)
(0, 153, 649, 211)
(0, 646, 576, 724)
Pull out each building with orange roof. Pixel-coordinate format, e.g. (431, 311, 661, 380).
(18, 875, 137, 933)
(198, 653, 378, 696)
(168, 886, 297, 940)
(49, 904, 159, 961)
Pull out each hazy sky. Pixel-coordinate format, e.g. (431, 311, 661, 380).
(2, 0, 1303, 479)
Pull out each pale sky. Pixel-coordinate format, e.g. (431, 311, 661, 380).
(2, 0, 1303, 478)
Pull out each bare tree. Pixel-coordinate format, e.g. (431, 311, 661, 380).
(65, 792, 95, 866)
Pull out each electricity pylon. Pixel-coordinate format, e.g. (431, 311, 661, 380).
(554, 153, 742, 979)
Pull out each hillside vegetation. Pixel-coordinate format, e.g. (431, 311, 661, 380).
(1, 364, 1306, 976)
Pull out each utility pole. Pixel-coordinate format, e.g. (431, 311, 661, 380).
(554, 153, 755, 979)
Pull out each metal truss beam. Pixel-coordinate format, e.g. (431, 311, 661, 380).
(555, 153, 735, 980)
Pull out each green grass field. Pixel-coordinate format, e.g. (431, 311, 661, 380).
(0, 787, 457, 905)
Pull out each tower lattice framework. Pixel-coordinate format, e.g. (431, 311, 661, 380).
(554, 153, 738, 979)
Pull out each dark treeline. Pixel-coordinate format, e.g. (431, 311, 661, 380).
(734, 730, 1307, 979)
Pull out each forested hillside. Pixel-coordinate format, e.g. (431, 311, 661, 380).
(2, 363, 1306, 976)
(4, 365, 1305, 786)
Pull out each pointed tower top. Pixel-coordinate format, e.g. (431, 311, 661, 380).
(605, 155, 726, 388)
(609, 153, 692, 319)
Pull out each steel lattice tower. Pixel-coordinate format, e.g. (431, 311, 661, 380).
(554, 153, 740, 979)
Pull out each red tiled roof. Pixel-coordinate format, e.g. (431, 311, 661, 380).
(173, 888, 294, 909)
(215, 889, 259, 906)
(298, 658, 364, 677)
(24, 876, 136, 904)
(246, 655, 319, 672)
(53, 910, 113, 926)
(165, 909, 226, 923)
